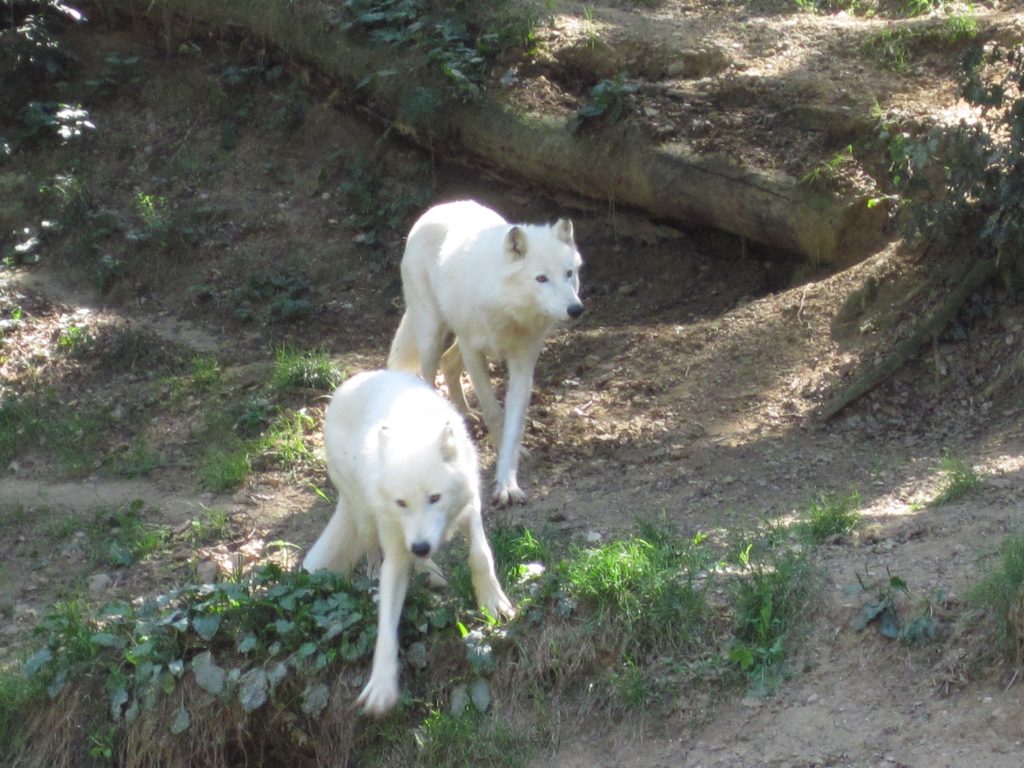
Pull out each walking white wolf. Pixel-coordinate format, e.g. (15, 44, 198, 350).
(302, 370, 514, 716)
(387, 200, 584, 506)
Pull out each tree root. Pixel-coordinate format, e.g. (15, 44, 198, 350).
(818, 257, 1000, 421)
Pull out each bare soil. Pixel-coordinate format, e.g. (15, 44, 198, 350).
(2, 2, 1024, 766)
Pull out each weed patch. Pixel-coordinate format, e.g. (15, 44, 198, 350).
(930, 451, 979, 506)
(798, 491, 862, 543)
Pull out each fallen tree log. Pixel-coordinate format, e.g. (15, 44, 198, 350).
(91, 0, 887, 263)
(817, 257, 1000, 421)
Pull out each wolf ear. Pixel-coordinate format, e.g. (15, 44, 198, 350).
(505, 226, 528, 260)
(554, 217, 574, 245)
(439, 422, 458, 463)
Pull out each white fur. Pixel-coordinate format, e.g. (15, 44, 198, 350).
(387, 200, 584, 506)
(302, 370, 514, 716)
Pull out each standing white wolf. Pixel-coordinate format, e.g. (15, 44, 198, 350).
(302, 370, 514, 716)
(387, 200, 584, 506)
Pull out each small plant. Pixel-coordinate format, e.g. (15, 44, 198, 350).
(57, 322, 95, 356)
(930, 451, 979, 506)
(863, 29, 911, 72)
(799, 490, 862, 543)
(850, 571, 938, 644)
(189, 354, 222, 392)
(570, 76, 638, 132)
(257, 409, 317, 472)
(199, 443, 250, 492)
(969, 531, 1024, 659)
(415, 708, 529, 768)
(87, 52, 142, 97)
(270, 346, 342, 393)
(559, 525, 713, 659)
(728, 544, 817, 695)
(801, 145, 855, 189)
(183, 508, 231, 547)
(91, 500, 169, 568)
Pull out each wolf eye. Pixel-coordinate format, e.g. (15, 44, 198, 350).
(535, 274, 548, 283)
(565, 269, 574, 278)
(395, 499, 407, 508)
(428, 493, 441, 504)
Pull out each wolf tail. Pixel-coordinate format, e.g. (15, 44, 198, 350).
(386, 312, 420, 374)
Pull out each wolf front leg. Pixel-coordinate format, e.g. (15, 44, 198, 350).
(356, 551, 411, 716)
(491, 346, 541, 506)
(463, 507, 515, 620)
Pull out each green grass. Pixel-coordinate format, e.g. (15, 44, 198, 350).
(969, 532, 1024, 658)
(189, 354, 223, 392)
(728, 541, 818, 696)
(415, 709, 530, 768)
(0, 395, 44, 466)
(559, 523, 714, 659)
(199, 442, 250, 491)
(799, 491, 862, 543)
(183, 508, 231, 547)
(930, 451, 979, 506)
(0, 663, 37, 760)
(269, 345, 343, 393)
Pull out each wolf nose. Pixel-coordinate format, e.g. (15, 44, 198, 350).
(567, 303, 584, 319)
(410, 541, 432, 558)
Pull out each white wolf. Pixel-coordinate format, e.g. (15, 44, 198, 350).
(302, 370, 514, 716)
(387, 200, 584, 506)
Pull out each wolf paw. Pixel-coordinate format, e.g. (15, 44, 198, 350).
(356, 674, 400, 717)
(482, 590, 516, 621)
(492, 483, 527, 507)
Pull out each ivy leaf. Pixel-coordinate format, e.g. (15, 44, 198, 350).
(238, 668, 269, 712)
(237, 633, 258, 654)
(301, 682, 330, 718)
(192, 651, 226, 696)
(192, 613, 221, 642)
(170, 705, 191, 734)
(24, 648, 53, 678)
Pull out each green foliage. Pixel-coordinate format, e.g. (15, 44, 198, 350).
(335, 154, 432, 258)
(183, 508, 231, 547)
(570, 76, 638, 132)
(850, 571, 938, 645)
(199, 442, 250, 492)
(416, 708, 529, 768)
(0, 394, 45, 467)
(969, 531, 1024, 658)
(226, 271, 312, 322)
(17, 565, 464, 759)
(798, 491, 862, 543)
(801, 145, 855, 189)
(189, 354, 222, 392)
(0, 666, 33, 759)
(344, 0, 549, 107)
(929, 451, 979, 506)
(57, 321, 95, 356)
(86, 52, 142, 98)
(559, 525, 713, 659)
(270, 346, 343, 393)
(728, 544, 817, 695)
(93, 500, 169, 568)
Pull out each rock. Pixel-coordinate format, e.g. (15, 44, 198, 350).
(195, 559, 219, 584)
(585, 530, 603, 544)
(406, 641, 428, 670)
(88, 573, 113, 598)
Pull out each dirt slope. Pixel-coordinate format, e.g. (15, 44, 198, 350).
(2, 2, 1024, 766)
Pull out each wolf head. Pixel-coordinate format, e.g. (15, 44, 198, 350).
(504, 218, 584, 323)
(376, 421, 478, 560)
